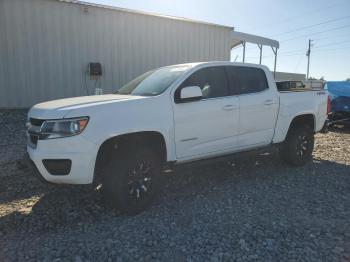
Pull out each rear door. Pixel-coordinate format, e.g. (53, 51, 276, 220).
(227, 66, 279, 148)
(172, 66, 239, 159)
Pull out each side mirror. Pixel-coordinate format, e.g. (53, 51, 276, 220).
(180, 86, 202, 102)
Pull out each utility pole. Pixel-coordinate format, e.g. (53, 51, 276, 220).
(306, 39, 313, 79)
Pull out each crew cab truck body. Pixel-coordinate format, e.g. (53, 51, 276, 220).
(27, 62, 328, 214)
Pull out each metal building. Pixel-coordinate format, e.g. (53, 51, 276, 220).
(274, 72, 306, 82)
(0, 0, 279, 108)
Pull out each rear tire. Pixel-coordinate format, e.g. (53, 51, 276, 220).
(280, 125, 314, 166)
(102, 147, 162, 215)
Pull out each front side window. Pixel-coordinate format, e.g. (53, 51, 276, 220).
(178, 66, 229, 100)
(116, 65, 191, 96)
(233, 67, 269, 95)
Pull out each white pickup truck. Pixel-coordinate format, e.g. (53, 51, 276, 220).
(27, 62, 328, 214)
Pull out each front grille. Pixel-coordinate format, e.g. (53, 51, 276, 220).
(30, 118, 45, 126)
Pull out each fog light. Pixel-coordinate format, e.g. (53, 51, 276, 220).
(42, 159, 72, 175)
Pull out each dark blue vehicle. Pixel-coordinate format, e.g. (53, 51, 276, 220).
(325, 81, 350, 123)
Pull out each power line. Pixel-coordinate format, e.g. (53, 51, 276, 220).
(245, 1, 347, 31)
(231, 24, 350, 53)
(233, 42, 350, 59)
(313, 34, 350, 41)
(233, 47, 306, 57)
(313, 46, 350, 53)
(245, 52, 303, 59)
(294, 53, 305, 73)
(245, 45, 350, 59)
(280, 24, 350, 42)
(283, 49, 307, 54)
(314, 39, 350, 49)
(269, 15, 350, 37)
(232, 32, 350, 62)
(280, 40, 350, 54)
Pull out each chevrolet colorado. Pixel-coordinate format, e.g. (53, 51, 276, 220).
(27, 62, 328, 214)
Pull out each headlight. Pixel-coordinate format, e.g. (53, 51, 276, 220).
(40, 117, 89, 139)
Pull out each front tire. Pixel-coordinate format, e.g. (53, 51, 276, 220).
(102, 148, 162, 215)
(280, 126, 314, 166)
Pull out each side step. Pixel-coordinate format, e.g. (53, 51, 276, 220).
(165, 145, 277, 172)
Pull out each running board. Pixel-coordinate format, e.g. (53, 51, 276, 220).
(165, 145, 276, 172)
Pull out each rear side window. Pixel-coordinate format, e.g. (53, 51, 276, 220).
(228, 66, 268, 95)
(276, 81, 305, 91)
(276, 81, 290, 91)
(178, 66, 229, 99)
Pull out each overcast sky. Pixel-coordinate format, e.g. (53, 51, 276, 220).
(85, 0, 350, 80)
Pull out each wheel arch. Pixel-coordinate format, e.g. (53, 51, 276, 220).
(286, 113, 316, 136)
(93, 131, 168, 185)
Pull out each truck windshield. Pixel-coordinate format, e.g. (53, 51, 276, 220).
(115, 65, 191, 96)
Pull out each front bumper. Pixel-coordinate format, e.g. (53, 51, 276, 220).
(27, 135, 98, 184)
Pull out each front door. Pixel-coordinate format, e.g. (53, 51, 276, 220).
(172, 66, 239, 160)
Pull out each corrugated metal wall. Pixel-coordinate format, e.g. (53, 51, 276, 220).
(274, 72, 306, 81)
(0, 0, 232, 108)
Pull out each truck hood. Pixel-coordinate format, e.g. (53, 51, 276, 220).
(28, 94, 144, 119)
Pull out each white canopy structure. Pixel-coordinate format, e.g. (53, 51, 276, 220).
(230, 31, 280, 76)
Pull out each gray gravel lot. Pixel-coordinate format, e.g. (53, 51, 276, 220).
(0, 110, 350, 262)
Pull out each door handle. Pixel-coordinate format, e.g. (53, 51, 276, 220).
(264, 100, 275, 106)
(222, 104, 237, 111)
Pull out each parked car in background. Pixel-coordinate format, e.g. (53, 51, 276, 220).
(26, 62, 328, 214)
(325, 81, 350, 124)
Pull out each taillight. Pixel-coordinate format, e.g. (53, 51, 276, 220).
(327, 95, 331, 114)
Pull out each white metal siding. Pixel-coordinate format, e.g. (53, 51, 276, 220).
(0, 0, 232, 108)
(274, 72, 306, 82)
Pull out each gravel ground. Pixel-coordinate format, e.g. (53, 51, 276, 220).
(0, 110, 350, 262)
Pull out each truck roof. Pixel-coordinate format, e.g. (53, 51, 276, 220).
(169, 61, 269, 69)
